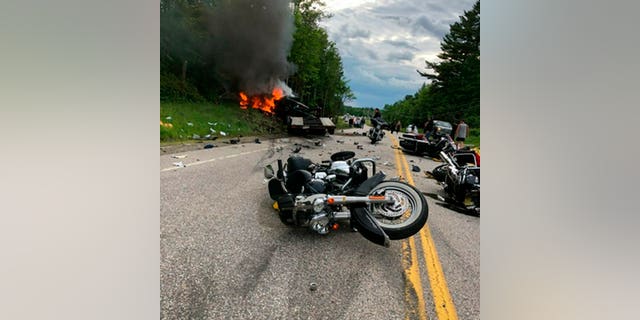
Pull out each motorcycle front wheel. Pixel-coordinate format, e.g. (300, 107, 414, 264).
(368, 181, 429, 239)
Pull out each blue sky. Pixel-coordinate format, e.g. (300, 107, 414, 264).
(320, 0, 476, 108)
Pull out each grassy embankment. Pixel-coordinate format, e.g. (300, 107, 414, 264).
(160, 101, 285, 143)
(466, 128, 480, 149)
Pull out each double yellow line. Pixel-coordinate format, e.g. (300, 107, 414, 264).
(389, 134, 458, 320)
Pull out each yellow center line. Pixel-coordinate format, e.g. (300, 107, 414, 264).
(393, 141, 428, 320)
(389, 134, 458, 320)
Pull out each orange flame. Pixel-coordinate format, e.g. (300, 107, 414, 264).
(238, 87, 284, 114)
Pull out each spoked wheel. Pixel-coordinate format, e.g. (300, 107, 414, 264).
(368, 181, 428, 239)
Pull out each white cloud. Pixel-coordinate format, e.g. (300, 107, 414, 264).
(320, 0, 476, 108)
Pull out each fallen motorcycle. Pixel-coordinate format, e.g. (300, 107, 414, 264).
(436, 151, 480, 214)
(399, 132, 457, 157)
(264, 151, 428, 246)
(429, 147, 480, 183)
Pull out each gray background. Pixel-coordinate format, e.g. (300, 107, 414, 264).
(1, 0, 639, 319)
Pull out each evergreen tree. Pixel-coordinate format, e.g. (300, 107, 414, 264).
(417, 0, 479, 127)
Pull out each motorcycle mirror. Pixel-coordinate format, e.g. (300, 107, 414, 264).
(264, 165, 275, 179)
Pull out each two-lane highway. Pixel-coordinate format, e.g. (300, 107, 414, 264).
(160, 128, 479, 319)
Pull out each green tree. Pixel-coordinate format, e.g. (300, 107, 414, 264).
(417, 0, 479, 127)
(288, 0, 354, 116)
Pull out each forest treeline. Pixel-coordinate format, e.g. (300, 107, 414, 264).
(161, 0, 353, 117)
(382, 1, 479, 129)
(161, 0, 479, 126)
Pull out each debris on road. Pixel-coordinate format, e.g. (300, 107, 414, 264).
(372, 156, 381, 160)
(220, 131, 227, 136)
(172, 162, 186, 168)
(292, 146, 302, 153)
(336, 140, 344, 144)
(204, 144, 216, 149)
(412, 165, 421, 172)
(171, 155, 187, 159)
(357, 145, 364, 150)
(229, 138, 240, 144)
(383, 161, 391, 166)
(309, 282, 318, 291)
(255, 138, 261, 144)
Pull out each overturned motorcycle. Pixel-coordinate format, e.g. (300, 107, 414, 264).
(435, 151, 480, 215)
(264, 151, 428, 247)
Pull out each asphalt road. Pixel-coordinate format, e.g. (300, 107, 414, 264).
(160, 127, 479, 320)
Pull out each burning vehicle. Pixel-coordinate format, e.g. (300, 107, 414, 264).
(238, 87, 335, 136)
(274, 97, 335, 135)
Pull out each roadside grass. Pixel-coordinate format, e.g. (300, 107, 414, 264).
(160, 101, 285, 143)
(465, 128, 480, 149)
(335, 117, 350, 130)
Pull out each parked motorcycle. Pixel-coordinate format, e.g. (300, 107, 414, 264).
(368, 118, 388, 144)
(264, 151, 429, 246)
(437, 151, 480, 214)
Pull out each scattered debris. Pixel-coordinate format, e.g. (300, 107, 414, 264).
(165, 116, 172, 120)
(220, 131, 227, 136)
(255, 138, 261, 144)
(171, 155, 187, 159)
(409, 159, 414, 162)
(372, 156, 381, 160)
(292, 146, 302, 153)
(187, 122, 193, 126)
(208, 122, 216, 126)
(336, 140, 345, 144)
(383, 161, 391, 166)
(192, 134, 200, 140)
(362, 132, 367, 136)
(354, 141, 359, 145)
(172, 162, 186, 168)
(204, 144, 216, 149)
(279, 138, 290, 143)
(309, 282, 318, 291)
(205, 134, 211, 139)
(210, 128, 216, 133)
(314, 140, 322, 146)
(357, 145, 364, 150)
(229, 138, 240, 144)
(412, 165, 421, 172)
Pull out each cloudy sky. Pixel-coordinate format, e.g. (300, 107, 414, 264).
(319, 0, 476, 108)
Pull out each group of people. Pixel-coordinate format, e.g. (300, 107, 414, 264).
(354, 108, 471, 148)
(387, 117, 471, 149)
(347, 116, 364, 128)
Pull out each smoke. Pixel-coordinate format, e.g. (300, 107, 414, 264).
(209, 0, 296, 96)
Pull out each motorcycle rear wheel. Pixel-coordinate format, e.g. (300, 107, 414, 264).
(368, 181, 428, 239)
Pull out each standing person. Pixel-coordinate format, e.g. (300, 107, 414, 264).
(454, 119, 469, 148)
(371, 108, 382, 128)
(394, 120, 402, 135)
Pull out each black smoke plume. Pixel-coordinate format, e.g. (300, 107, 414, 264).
(209, 0, 296, 96)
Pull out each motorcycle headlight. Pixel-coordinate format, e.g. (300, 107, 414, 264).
(313, 198, 325, 213)
(465, 174, 479, 185)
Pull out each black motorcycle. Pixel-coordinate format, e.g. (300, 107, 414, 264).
(368, 118, 388, 144)
(436, 151, 480, 214)
(264, 151, 429, 246)
(429, 147, 480, 183)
